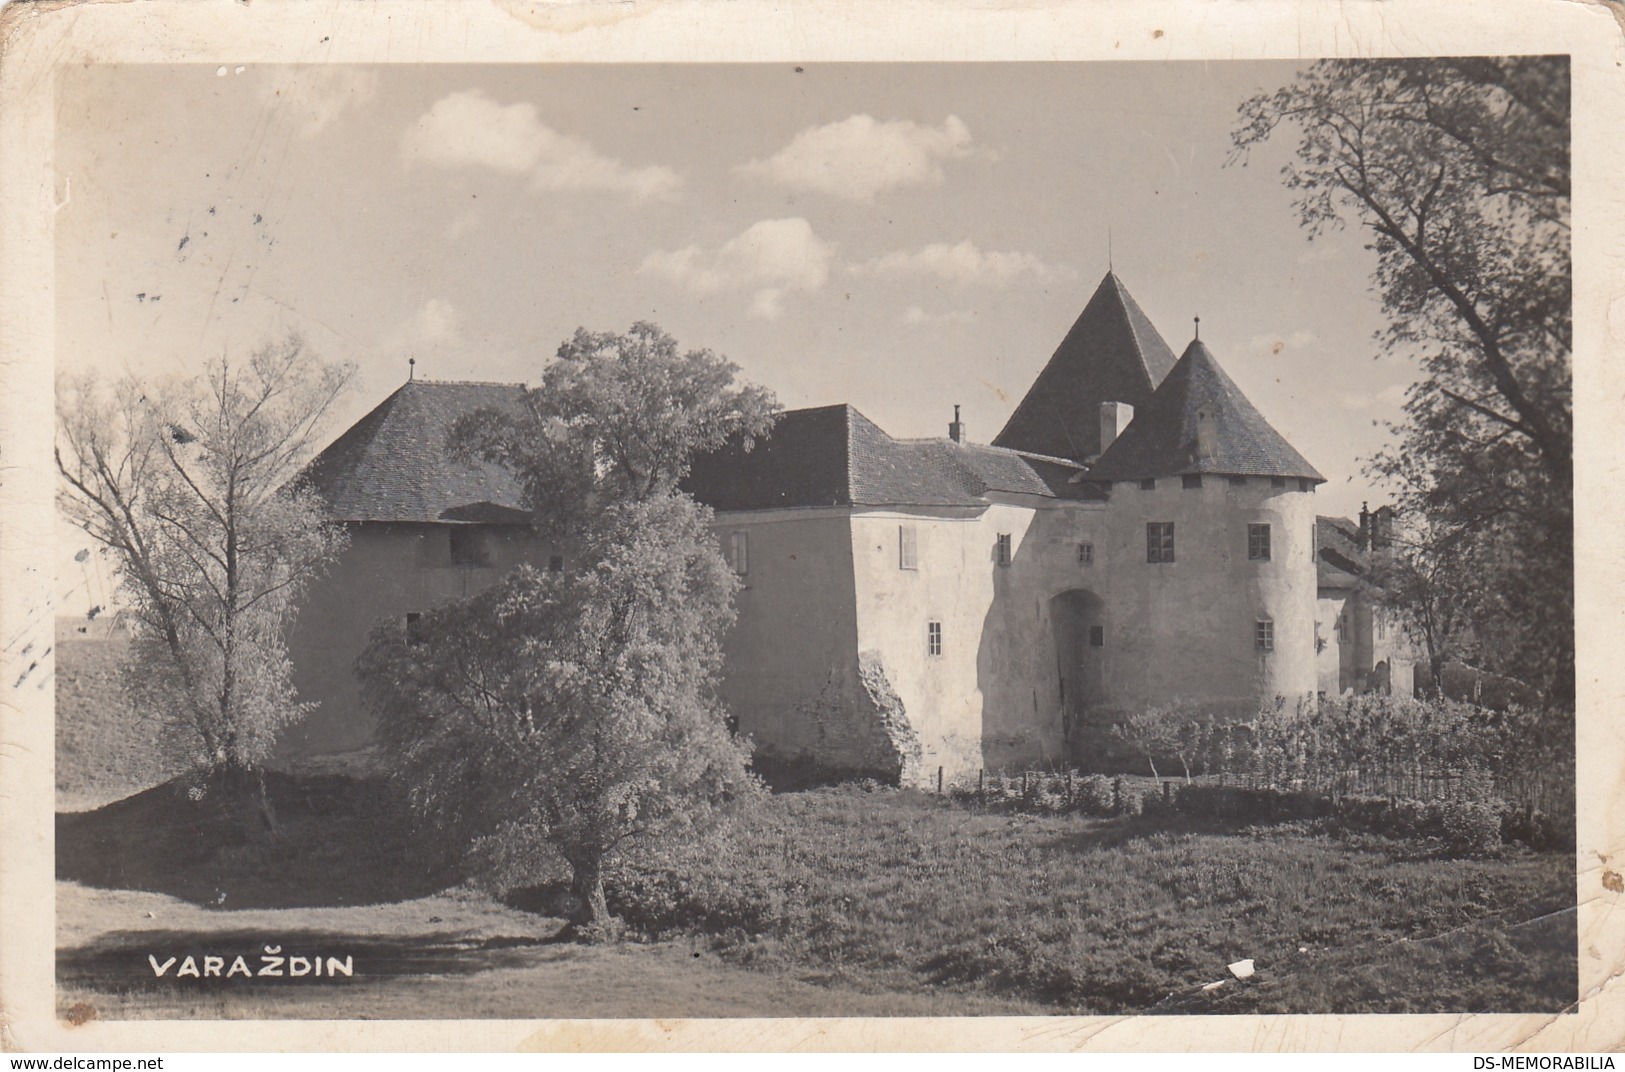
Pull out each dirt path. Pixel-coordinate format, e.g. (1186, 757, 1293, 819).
(56, 882, 1044, 1020)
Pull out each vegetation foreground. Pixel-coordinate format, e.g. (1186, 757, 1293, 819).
(57, 773, 1575, 1018)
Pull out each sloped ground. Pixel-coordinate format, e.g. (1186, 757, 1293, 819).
(55, 631, 188, 812)
(56, 773, 1576, 1019)
(607, 787, 1577, 1016)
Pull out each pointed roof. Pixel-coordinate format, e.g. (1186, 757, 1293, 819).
(1089, 339, 1324, 482)
(301, 380, 531, 523)
(683, 404, 1103, 512)
(992, 271, 1178, 461)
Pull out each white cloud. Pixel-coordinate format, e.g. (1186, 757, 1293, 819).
(260, 67, 380, 139)
(854, 240, 1059, 286)
(639, 218, 836, 319)
(401, 90, 680, 200)
(384, 298, 462, 352)
(741, 114, 975, 201)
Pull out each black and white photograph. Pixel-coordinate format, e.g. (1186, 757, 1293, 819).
(1, 0, 1620, 1054)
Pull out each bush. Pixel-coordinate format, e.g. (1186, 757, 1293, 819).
(1076, 774, 1116, 817)
(1438, 798, 1504, 857)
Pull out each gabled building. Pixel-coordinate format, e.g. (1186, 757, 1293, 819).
(286, 270, 1407, 783)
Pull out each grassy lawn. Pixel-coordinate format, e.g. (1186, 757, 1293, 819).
(56, 774, 1576, 1019)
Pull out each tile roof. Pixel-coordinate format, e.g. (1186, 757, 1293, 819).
(684, 404, 1101, 512)
(1089, 339, 1325, 483)
(300, 380, 532, 524)
(1316, 515, 1367, 588)
(992, 271, 1178, 461)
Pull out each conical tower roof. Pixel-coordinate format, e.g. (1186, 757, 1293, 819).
(992, 271, 1177, 461)
(1090, 338, 1324, 482)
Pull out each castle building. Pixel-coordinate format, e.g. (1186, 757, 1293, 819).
(286, 271, 1410, 783)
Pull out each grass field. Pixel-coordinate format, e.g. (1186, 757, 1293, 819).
(56, 771, 1576, 1019)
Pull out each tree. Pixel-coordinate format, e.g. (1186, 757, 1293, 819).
(361, 321, 778, 927)
(449, 321, 779, 535)
(359, 495, 753, 924)
(56, 336, 355, 819)
(1233, 57, 1572, 703)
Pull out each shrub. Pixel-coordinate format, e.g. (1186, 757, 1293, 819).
(1076, 774, 1116, 817)
(1438, 798, 1504, 857)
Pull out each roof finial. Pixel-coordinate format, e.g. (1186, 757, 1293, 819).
(408, 356, 416, 382)
(1194, 316, 1200, 341)
(1107, 226, 1113, 271)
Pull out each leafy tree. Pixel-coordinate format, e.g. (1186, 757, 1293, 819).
(450, 321, 779, 532)
(1233, 57, 1572, 703)
(56, 336, 354, 820)
(362, 321, 778, 927)
(359, 495, 754, 924)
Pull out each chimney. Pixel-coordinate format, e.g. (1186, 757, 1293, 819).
(949, 404, 966, 444)
(1195, 406, 1218, 462)
(1098, 401, 1133, 453)
(1372, 505, 1394, 550)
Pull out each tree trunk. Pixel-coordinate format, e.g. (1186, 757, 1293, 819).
(215, 764, 280, 842)
(569, 855, 610, 925)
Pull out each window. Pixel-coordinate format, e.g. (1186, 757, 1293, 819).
(405, 612, 424, 645)
(1299, 478, 1316, 493)
(449, 527, 490, 567)
(548, 555, 565, 573)
(996, 532, 1012, 567)
(1139, 478, 1157, 491)
(1248, 523, 1271, 561)
(1182, 474, 1203, 490)
(1255, 619, 1274, 652)
(1228, 475, 1248, 486)
(1089, 625, 1105, 648)
(1077, 542, 1094, 566)
(727, 531, 749, 576)
(927, 620, 943, 657)
(1146, 522, 1175, 563)
(899, 524, 918, 570)
(1335, 616, 1347, 642)
(1377, 614, 1387, 640)
(1271, 476, 1287, 489)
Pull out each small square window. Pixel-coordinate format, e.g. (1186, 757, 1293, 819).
(927, 620, 943, 657)
(1089, 625, 1105, 648)
(1228, 475, 1248, 486)
(548, 555, 565, 573)
(1077, 542, 1094, 566)
(996, 532, 1012, 567)
(1299, 478, 1315, 492)
(449, 527, 491, 567)
(1248, 523, 1271, 561)
(1139, 478, 1157, 491)
(1146, 522, 1175, 564)
(899, 524, 918, 570)
(1271, 476, 1287, 489)
(1182, 474, 1203, 490)
(727, 531, 749, 576)
(1255, 619, 1274, 652)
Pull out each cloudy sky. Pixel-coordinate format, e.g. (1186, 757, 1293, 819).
(56, 61, 1419, 596)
